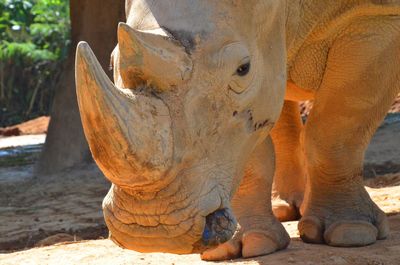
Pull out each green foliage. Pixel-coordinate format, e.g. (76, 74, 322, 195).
(0, 0, 70, 126)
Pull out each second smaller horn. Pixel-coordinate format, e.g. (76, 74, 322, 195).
(117, 22, 193, 90)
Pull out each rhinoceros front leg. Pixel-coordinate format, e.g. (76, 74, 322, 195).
(201, 137, 290, 261)
(270, 100, 306, 221)
(298, 19, 400, 246)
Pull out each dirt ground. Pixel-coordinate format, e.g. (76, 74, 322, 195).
(0, 173, 399, 265)
(0, 164, 109, 251)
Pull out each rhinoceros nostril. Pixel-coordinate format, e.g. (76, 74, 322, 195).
(202, 208, 237, 246)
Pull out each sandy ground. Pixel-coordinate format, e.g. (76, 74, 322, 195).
(0, 165, 109, 251)
(0, 173, 399, 265)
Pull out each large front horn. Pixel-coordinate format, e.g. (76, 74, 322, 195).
(75, 42, 173, 189)
(117, 22, 193, 89)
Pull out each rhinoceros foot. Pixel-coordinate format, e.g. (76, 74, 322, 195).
(200, 218, 289, 261)
(272, 194, 303, 222)
(298, 188, 389, 247)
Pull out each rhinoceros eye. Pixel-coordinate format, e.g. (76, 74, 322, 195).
(236, 62, 250, 77)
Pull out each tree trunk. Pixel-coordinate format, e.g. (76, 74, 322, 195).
(36, 0, 125, 175)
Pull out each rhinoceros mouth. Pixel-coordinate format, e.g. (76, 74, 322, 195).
(202, 209, 237, 244)
(101, 180, 238, 254)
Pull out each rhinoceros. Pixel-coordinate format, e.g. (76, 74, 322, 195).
(75, 0, 400, 261)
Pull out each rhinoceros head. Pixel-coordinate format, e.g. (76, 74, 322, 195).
(76, 0, 286, 254)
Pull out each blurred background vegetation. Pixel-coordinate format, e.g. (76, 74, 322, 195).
(0, 0, 70, 127)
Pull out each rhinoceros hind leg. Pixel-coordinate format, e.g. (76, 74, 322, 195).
(201, 137, 290, 261)
(272, 199, 300, 222)
(270, 100, 306, 221)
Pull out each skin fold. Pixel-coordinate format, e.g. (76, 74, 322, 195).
(75, 0, 400, 261)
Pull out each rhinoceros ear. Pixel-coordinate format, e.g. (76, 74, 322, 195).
(117, 22, 193, 90)
(75, 41, 173, 189)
